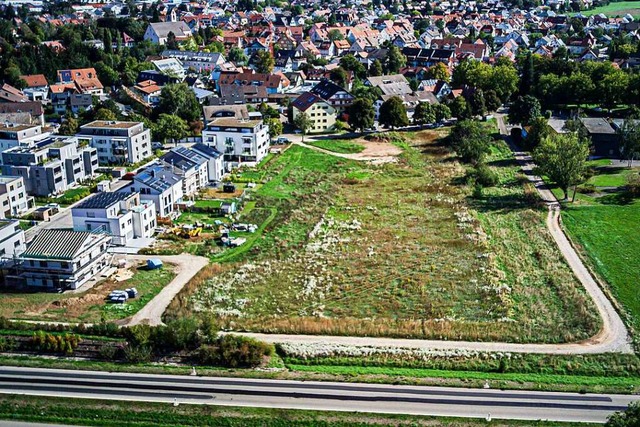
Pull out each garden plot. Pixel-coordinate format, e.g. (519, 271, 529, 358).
(173, 135, 599, 343)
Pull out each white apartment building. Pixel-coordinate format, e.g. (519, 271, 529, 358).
(0, 219, 26, 261)
(76, 121, 152, 165)
(159, 146, 209, 197)
(0, 123, 49, 155)
(201, 118, 269, 169)
(0, 176, 33, 218)
(121, 164, 184, 218)
(71, 191, 157, 246)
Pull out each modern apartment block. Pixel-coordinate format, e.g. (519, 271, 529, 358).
(0, 123, 49, 155)
(0, 176, 34, 218)
(76, 121, 152, 165)
(121, 164, 183, 218)
(0, 219, 26, 261)
(72, 191, 156, 246)
(15, 229, 111, 290)
(201, 118, 269, 168)
(1, 136, 98, 197)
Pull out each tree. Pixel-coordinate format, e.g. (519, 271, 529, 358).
(228, 47, 247, 64)
(58, 114, 79, 135)
(253, 50, 274, 74)
(103, 29, 112, 54)
(449, 96, 471, 120)
(533, 133, 590, 200)
(340, 55, 366, 80)
(385, 45, 407, 74)
(166, 31, 178, 50)
(379, 96, 409, 129)
(484, 90, 501, 112)
(154, 114, 189, 144)
(413, 102, 435, 126)
(618, 120, 640, 168)
(156, 83, 201, 123)
(509, 95, 542, 126)
(425, 62, 450, 82)
(266, 117, 283, 139)
(469, 89, 487, 116)
(329, 67, 349, 89)
(519, 51, 535, 96)
(606, 402, 640, 427)
(94, 108, 117, 121)
(448, 120, 492, 165)
(95, 61, 119, 87)
(347, 98, 375, 132)
(369, 59, 383, 77)
(433, 103, 451, 123)
(524, 117, 553, 151)
(293, 112, 312, 141)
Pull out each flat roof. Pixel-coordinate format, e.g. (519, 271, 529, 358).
(81, 121, 140, 129)
(579, 117, 616, 135)
(0, 176, 21, 183)
(0, 123, 38, 132)
(207, 118, 262, 128)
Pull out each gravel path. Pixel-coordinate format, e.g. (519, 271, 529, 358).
(229, 117, 633, 354)
(121, 254, 209, 327)
(294, 140, 400, 164)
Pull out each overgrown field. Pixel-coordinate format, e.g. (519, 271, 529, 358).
(0, 265, 175, 323)
(167, 133, 599, 343)
(306, 139, 366, 153)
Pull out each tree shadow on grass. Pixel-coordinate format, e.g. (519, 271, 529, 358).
(487, 158, 519, 168)
(469, 192, 544, 214)
(598, 191, 636, 205)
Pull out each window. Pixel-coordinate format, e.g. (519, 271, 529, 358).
(40, 261, 48, 267)
(87, 212, 95, 218)
(13, 241, 20, 247)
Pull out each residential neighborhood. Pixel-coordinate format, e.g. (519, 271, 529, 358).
(0, 0, 639, 424)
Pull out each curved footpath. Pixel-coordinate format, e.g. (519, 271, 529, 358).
(122, 254, 209, 327)
(230, 122, 632, 354)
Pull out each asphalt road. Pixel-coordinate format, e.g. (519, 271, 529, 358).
(0, 367, 638, 423)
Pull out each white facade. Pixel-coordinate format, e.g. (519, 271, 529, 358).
(0, 220, 26, 261)
(202, 118, 270, 169)
(0, 123, 49, 156)
(122, 165, 184, 218)
(131, 201, 157, 239)
(77, 121, 152, 165)
(0, 176, 32, 218)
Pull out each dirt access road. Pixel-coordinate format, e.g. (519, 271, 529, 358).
(233, 120, 633, 354)
(120, 254, 208, 327)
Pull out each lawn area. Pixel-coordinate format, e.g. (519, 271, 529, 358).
(586, 167, 636, 188)
(563, 201, 640, 336)
(306, 139, 365, 154)
(175, 211, 223, 226)
(168, 132, 600, 343)
(0, 264, 176, 323)
(580, 0, 640, 17)
(194, 199, 223, 208)
(36, 186, 90, 206)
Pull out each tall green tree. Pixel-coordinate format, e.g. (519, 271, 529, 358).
(618, 120, 640, 168)
(340, 54, 366, 80)
(293, 112, 312, 141)
(58, 114, 79, 135)
(228, 47, 247, 64)
(253, 50, 275, 74)
(369, 59, 383, 77)
(448, 120, 492, 165)
(379, 96, 409, 129)
(533, 133, 590, 200)
(154, 114, 189, 144)
(509, 95, 542, 126)
(156, 83, 200, 123)
(433, 103, 451, 123)
(385, 45, 407, 74)
(329, 67, 349, 89)
(347, 98, 375, 132)
(449, 96, 471, 120)
(413, 102, 435, 125)
(265, 117, 283, 139)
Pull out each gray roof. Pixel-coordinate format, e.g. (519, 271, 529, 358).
(579, 118, 615, 135)
(74, 191, 132, 210)
(134, 164, 181, 192)
(192, 143, 222, 159)
(22, 229, 101, 260)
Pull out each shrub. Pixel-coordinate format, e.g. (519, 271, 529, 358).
(627, 173, 640, 197)
(474, 164, 499, 187)
(98, 344, 120, 361)
(196, 335, 274, 368)
(28, 331, 80, 354)
(123, 344, 152, 363)
(577, 183, 596, 194)
(0, 336, 16, 352)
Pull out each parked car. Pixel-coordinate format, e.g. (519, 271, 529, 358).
(274, 137, 290, 145)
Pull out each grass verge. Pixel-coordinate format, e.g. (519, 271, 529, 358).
(306, 139, 365, 154)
